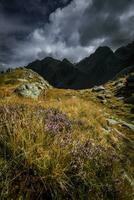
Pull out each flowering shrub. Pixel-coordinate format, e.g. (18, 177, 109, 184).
(71, 139, 119, 170)
(44, 108, 72, 135)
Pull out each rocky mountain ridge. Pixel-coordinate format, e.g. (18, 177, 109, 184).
(26, 41, 134, 89)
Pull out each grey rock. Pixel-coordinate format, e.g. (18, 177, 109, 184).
(17, 78, 28, 82)
(92, 85, 105, 92)
(120, 120, 134, 132)
(117, 96, 125, 100)
(16, 83, 43, 99)
(107, 119, 119, 126)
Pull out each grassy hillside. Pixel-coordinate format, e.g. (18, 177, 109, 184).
(0, 68, 133, 199)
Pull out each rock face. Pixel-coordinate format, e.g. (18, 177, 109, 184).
(76, 46, 121, 86)
(26, 41, 134, 89)
(115, 41, 134, 67)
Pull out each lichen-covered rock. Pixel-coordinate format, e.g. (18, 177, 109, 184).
(15, 83, 42, 99)
(3, 68, 53, 99)
(15, 80, 52, 99)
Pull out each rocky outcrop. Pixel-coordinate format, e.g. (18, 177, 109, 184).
(14, 69, 52, 99)
(1, 67, 52, 99)
(15, 82, 45, 99)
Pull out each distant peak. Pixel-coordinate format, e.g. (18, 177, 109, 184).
(62, 58, 71, 63)
(41, 57, 55, 62)
(96, 46, 113, 53)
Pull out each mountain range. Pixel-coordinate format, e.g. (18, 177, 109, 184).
(0, 42, 134, 200)
(25, 41, 133, 89)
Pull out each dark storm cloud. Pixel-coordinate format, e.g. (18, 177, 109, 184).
(79, 0, 134, 47)
(0, 0, 134, 70)
(0, 0, 72, 69)
(0, 0, 72, 25)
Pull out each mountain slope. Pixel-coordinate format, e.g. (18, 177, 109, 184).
(0, 68, 133, 199)
(26, 41, 134, 89)
(76, 46, 122, 86)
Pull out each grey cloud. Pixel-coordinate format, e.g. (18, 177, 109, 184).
(79, 0, 134, 48)
(0, 0, 72, 70)
(0, 0, 134, 70)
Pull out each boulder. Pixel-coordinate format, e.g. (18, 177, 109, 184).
(92, 85, 105, 92)
(107, 119, 119, 126)
(15, 83, 44, 99)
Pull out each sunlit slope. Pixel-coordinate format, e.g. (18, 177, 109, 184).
(0, 68, 133, 200)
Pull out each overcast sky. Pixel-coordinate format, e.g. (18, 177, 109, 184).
(0, 0, 134, 70)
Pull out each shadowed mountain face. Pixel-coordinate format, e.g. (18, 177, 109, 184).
(27, 42, 134, 89)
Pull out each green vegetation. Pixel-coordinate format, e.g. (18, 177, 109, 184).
(0, 69, 133, 199)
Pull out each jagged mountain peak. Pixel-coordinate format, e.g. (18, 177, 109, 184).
(41, 56, 60, 63)
(26, 41, 134, 89)
(95, 46, 113, 54)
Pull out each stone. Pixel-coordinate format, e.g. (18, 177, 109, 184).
(120, 120, 134, 132)
(107, 119, 119, 126)
(117, 96, 125, 100)
(17, 78, 28, 82)
(15, 83, 43, 99)
(92, 85, 105, 92)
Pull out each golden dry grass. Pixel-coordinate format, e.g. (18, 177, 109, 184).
(0, 69, 134, 199)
